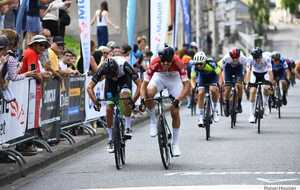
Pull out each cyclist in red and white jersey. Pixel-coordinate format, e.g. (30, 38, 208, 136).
(140, 46, 190, 157)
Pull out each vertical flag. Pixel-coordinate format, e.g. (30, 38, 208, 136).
(150, 0, 170, 56)
(127, 0, 137, 65)
(173, 0, 181, 48)
(78, 0, 91, 73)
(181, 0, 191, 44)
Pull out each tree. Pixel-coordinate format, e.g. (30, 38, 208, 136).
(281, 0, 300, 14)
(248, 0, 270, 35)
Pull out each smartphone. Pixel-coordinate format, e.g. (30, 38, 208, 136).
(31, 64, 36, 71)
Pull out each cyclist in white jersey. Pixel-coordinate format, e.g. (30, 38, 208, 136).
(245, 47, 274, 123)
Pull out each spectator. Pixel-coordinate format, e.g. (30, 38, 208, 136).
(25, 0, 41, 44)
(42, 0, 71, 37)
(59, 49, 79, 76)
(91, 1, 119, 47)
(76, 40, 98, 74)
(58, 0, 71, 37)
(45, 36, 64, 78)
(136, 35, 147, 53)
(0, 35, 14, 102)
(0, 29, 35, 81)
(18, 35, 50, 155)
(97, 45, 110, 67)
(206, 31, 213, 56)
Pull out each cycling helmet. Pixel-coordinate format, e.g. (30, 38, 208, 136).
(251, 47, 263, 59)
(229, 48, 240, 59)
(158, 46, 174, 62)
(271, 51, 281, 61)
(193, 51, 207, 64)
(105, 58, 119, 77)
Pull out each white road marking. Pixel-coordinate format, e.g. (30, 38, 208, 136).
(256, 177, 298, 183)
(165, 171, 300, 176)
(81, 185, 297, 190)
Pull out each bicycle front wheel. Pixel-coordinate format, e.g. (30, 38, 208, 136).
(231, 91, 237, 128)
(204, 98, 211, 140)
(157, 115, 171, 169)
(113, 118, 122, 169)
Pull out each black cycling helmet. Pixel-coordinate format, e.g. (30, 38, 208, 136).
(158, 46, 174, 62)
(251, 47, 263, 59)
(105, 58, 119, 77)
(271, 51, 281, 61)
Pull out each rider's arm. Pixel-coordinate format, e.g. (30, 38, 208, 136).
(124, 62, 141, 103)
(87, 65, 105, 105)
(176, 80, 191, 101)
(87, 80, 99, 106)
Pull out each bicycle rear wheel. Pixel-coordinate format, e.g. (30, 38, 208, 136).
(230, 90, 237, 128)
(113, 118, 122, 170)
(257, 94, 263, 134)
(204, 98, 211, 140)
(157, 115, 171, 169)
(191, 91, 196, 116)
(120, 120, 126, 165)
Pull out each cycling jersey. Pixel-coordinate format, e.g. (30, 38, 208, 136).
(247, 53, 272, 73)
(220, 53, 248, 69)
(191, 59, 221, 79)
(92, 56, 139, 99)
(271, 57, 288, 71)
(144, 55, 188, 82)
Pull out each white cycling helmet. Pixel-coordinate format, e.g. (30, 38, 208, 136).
(193, 51, 207, 63)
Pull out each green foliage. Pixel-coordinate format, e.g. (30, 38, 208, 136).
(281, 0, 300, 14)
(248, 0, 270, 35)
(64, 35, 80, 56)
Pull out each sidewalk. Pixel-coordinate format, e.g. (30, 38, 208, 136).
(0, 112, 150, 187)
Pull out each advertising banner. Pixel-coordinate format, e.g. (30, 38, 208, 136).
(60, 75, 86, 125)
(78, 0, 91, 73)
(150, 0, 170, 55)
(181, 0, 192, 44)
(0, 79, 29, 144)
(85, 76, 106, 121)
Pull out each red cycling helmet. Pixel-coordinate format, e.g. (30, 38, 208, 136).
(229, 48, 241, 59)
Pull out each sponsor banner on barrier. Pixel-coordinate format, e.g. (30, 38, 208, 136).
(61, 75, 86, 125)
(0, 79, 29, 144)
(40, 79, 60, 126)
(85, 76, 106, 121)
(40, 79, 60, 140)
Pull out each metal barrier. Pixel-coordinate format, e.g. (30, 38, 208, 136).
(0, 75, 108, 172)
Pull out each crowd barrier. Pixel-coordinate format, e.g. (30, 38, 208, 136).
(0, 75, 111, 171)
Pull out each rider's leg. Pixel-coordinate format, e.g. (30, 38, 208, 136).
(210, 85, 219, 110)
(210, 85, 220, 121)
(263, 85, 272, 109)
(281, 79, 288, 105)
(145, 84, 158, 137)
(249, 86, 257, 122)
(236, 82, 243, 112)
(106, 104, 114, 141)
(197, 87, 205, 126)
(120, 89, 133, 135)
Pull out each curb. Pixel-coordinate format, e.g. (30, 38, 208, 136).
(0, 114, 150, 187)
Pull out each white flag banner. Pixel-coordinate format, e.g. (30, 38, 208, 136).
(78, 0, 91, 73)
(150, 0, 170, 56)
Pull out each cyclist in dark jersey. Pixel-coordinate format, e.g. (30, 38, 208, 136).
(87, 58, 141, 153)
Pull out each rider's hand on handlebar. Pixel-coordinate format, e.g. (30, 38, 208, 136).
(139, 98, 146, 112)
(172, 98, 180, 108)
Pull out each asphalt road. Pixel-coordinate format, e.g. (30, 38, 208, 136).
(1, 80, 299, 190)
(2, 24, 300, 190)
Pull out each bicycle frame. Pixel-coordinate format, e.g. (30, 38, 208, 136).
(203, 84, 213, 140)
(148, 91, 173, 169)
